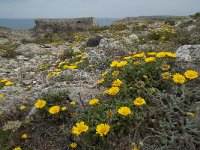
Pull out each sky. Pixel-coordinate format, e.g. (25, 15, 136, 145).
(0, 0, 200, 18)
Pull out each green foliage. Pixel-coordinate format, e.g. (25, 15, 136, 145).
(0, 129, 12, 150)
(0, 42, 20, 58)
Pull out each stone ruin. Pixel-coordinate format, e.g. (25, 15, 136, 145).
(34, 17, 98, 33)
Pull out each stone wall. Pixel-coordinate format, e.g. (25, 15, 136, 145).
(34, 17, 98, 33)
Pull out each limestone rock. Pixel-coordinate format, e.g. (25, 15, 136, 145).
(175, 45, 200, 72)
(86, 36, 102, 47)
(34, 17, 98, 34)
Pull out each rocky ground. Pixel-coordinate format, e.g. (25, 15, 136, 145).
(0, 15, 200, 150)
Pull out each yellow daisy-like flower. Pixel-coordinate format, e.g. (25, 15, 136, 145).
(13, 146, 21, 150)
(82, 56, 88, 59)
(106, 87, 120, 96)
(101, 71, 108, 77)
(156, 52, 167, 58)
(70, 101, 76, 105)
(21, 133, 28, 139)
(133, 97, 146, 106)
(0, 94, 5, 99)
(5, 81, 14, 86)
(63, 65, 77, 69)
(186, 112, 195, 118)
(161, 63, 170, 71)
(166, 52, 176, 58)
(148, 52, 157, 56)
(110, 61, 119, 67)
(48, 106, 60, 115)
(118, 106, 131, 116)
(89, 98, 99, 106)
(144, 57, 156, 63)
(96, 123, 110, 137)
(172, 73, 186, 84)
(112, 79, 122, 87)
(0, 79, 7, 83)
(161, 72, 171, 80)
(117, 61, 127, 67)
(47, 72, 54, 78)
(133, 52, 146, 58)
(98, 78, 105, 84)
(124, 56, 132, 60)
(112, 71, 119, 76)
(184, 70, 198, 80)
(19, 105, 26, 110)
(34, 99, 46, 108)
(133, 61, 141, 65)
(132, 145, 140, 150)
(55, 69, 61, 72)
(61, 106, 67, 111)
(70, 142, 78, 149)
(72, 121, 89, 136)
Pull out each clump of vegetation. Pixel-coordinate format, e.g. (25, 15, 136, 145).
(147, 24, 176, 41)
(0, 37, 20, 58)
(173, 18, 200, 45)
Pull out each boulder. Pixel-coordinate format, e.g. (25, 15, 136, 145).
(175, 45, 200, 72)
(86, 36, 102, 47)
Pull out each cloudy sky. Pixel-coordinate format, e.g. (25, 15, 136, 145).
(0, 0, 200, 18)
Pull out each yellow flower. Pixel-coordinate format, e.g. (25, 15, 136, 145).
(61, 106, 67, 111)
(132, 145, 140, 150)
(166, 52, 176, 58)
(72, 121, 89, 136)
(89, 99, 99, 106)
(34, 99, 46, 108)
(117, 61, 127, 67)
(186, 112, 195, 118)
(118, 106, 131, 116)
(21, 133, 28, 139)
(124, 56, 132, 60)
(98, 78, 105, 84)
(70, 142, 77, 149)
(47, 72, 54, 78)
(55, 69, 61, 72)
(172, 73, 186, 84)
(63, 65, 77, 69)
(161, 63, 170, 71)
(82, 56, 88, 59)
(144, 57, 156, 63)
(48, 106, 60, 115)
(133, 52, 145, 58)
(5, 81, 14, 86)
(110, 61, 127, 68)
(133, 61, 141, 65)
(112, 79, 122, 87)
(161, 72, 171, 80)
(133, 97, 146, 106)
(19, 105, 26, 110)
(70, 101, 76, 105)
(112, 71, 119, 76)
(156, 52, 167, 58)
(148, 52, 157, 56)
(13, 147, 21, 150)
(0, 94, 5, 100)
(184, 70, 198, 80)
(106, 87, 120, 95)
(0, 79, 7, 83)
(58, 61, 65, 68)
(96, 123, 110, 137)
(101, 71, 108, 77)
(110, 61, 119, 67)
